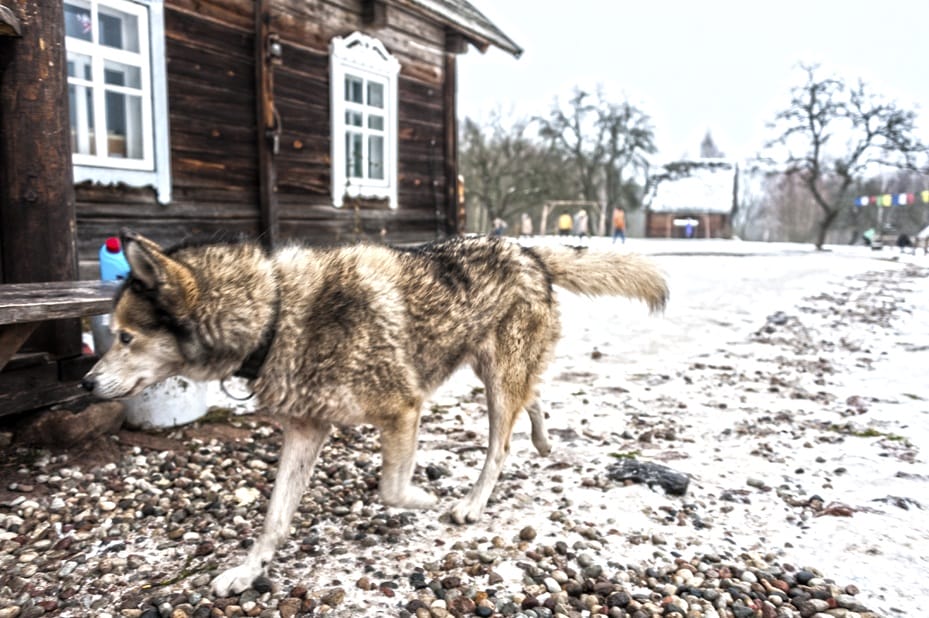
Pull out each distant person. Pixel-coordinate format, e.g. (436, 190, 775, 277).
(491, 217, 507, 236)
(896, 233, 913, 254)
(520, 213, 533, 236)
(557, 212, 573, 237)
(862, 227, 876, 246)
(612, 207, 626, 244)
(572, 209, 589, 238)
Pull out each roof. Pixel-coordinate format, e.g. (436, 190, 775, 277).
(650, 160, 736, 215)
(402, 0, 523, 58)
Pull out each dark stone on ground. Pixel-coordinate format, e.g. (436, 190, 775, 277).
(606, 459, 690, 495)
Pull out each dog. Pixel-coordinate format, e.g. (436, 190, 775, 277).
(82, 230, 668, 596)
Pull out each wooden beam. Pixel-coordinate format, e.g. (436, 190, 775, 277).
(445, 30, 468, 55)
(0, 322, 38, 370)
(0, 0, 81, 359)
(0, 280, 118, 325)
(361, 0, 388, 28)
(442, 50, 459, 236)
(0, 4, 21, 36)
(255, 0, 279, 249)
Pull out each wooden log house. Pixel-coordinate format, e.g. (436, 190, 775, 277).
(646, 159, 737, 239)
(0, 0, 521, 415)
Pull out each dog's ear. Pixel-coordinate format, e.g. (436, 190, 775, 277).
(121, 228, 199, 318)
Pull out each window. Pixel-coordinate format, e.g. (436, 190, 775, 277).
(330, 32, 400, 208)
(64, 0, 171, 203)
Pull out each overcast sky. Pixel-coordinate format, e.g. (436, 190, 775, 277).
(457, 0, 929, 162)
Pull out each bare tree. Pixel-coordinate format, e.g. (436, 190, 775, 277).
(537, 88, 656, 234)
(459, 112, 568, 234)
(601, 100, 657, 233)
(536, 88, 605, 204)
(765, 63, 928, 249)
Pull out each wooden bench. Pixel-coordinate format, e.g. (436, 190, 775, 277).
(0, 280, 119, 372)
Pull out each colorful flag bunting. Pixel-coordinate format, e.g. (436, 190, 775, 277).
(852, 190, 929, 205)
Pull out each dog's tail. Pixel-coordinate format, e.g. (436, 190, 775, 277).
(531, 245, 669, 313)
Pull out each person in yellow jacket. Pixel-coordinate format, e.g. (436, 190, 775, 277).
(557, 212, 573, 236)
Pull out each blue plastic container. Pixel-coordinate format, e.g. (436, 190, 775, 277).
(99, 236, 130, 281)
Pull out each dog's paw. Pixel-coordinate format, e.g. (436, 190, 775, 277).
(449, 498, 484, 525)
(532, 434, 552, 457)
(211, 564, 262, 597)
(382, 485, 438, 509)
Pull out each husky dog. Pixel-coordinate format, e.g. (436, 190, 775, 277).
(82, 230, 668, 596)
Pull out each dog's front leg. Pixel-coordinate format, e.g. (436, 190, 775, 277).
(212, 418, 331, 597)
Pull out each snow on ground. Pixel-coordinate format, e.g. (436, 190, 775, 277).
(414, 237, 928, 617)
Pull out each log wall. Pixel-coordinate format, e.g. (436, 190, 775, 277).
(76, 0, 455, 270)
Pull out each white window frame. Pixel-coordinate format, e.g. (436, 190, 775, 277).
(65, 0, 172, 204)
(330, 32, 400, 209)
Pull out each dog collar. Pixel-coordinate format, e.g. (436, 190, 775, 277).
(233, 291, 280, 381)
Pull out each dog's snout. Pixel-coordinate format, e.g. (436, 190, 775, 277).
(81, 376, 97, 392)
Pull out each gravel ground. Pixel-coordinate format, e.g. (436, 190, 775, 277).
(1, 250, 926, 618)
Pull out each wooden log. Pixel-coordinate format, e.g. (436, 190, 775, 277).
(0, 281, 119, 325)
(0, 0, 81, 358)
(442, 46, 458, 236)
(256, 0, 279, 248)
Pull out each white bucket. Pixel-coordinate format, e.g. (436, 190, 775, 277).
(90, 313, 209, 429)
(123, 377, 209, 429)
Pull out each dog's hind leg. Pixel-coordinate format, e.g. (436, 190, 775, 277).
(525, 395, 552, 456)
(378, 404, 438, 509)
(212, 417, 330, 597)
(451, 304, 558, 524)
(450, 372, 524, 524)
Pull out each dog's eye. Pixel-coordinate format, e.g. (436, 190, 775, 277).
(119, 331, 134, 345)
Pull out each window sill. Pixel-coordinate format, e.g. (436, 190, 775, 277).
(74, 165, 171, 204)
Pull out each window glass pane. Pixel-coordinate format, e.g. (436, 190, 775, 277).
(344, 76, 363, 104)
(69, 83, 96, 155)
(104, 60, 141, 89)
(368, 114, 384, 131)
(345, 132, 363, 178)
(67, 51, 92, 80)
(99, 7, 139, 52)
(345, 111, 362, 127)
(64, 3, 93, 41)
(368, 135, 384, 180)
(367, 82, 384, 108)
(106, 91, 143, 159)
(64, 0, 155, 169)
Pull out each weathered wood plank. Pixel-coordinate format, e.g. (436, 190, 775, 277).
(0, 322, 38, 370)
(167, 0, 252, 31)
(0, 361, 94, 417)
(166, 5, 252, 59)
(0, 281, 119, 325)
